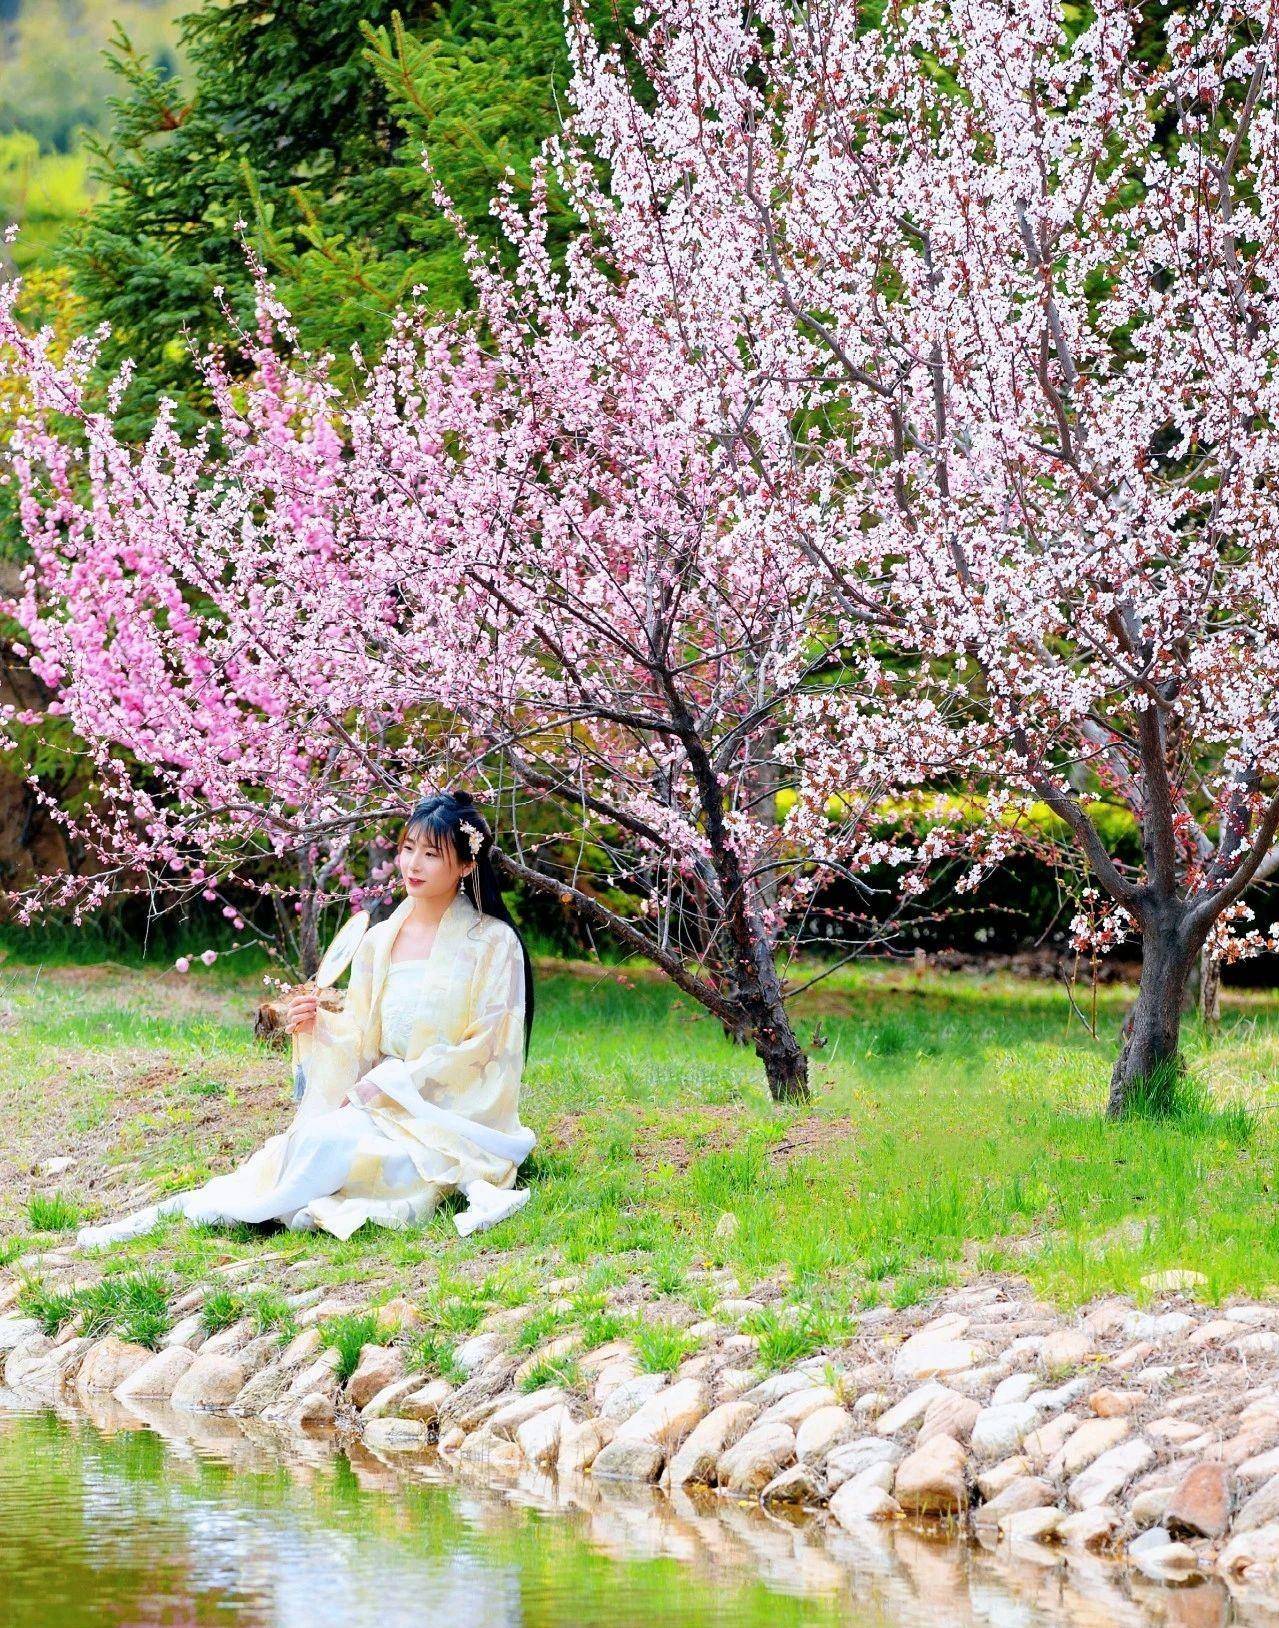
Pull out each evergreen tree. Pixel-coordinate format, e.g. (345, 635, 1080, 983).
(70, 0, 572, 433)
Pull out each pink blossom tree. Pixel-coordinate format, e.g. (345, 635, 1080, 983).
(531, 0, 1279, 1113)
(0, 236, 915, 1100)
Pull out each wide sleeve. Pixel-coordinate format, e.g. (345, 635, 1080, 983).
(369, 926, 526, 1134)
(293, 932, 379, 1120)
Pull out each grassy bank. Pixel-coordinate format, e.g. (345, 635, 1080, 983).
(2, 953, 1278, 1344)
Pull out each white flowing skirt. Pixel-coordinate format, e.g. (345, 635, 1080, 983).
(77, 1092, 531, 1250)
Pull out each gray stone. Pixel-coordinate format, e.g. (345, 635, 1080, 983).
(1056, 1507, 1120, 1550)
(114, 1346, 197, 1402)
(971, 1402, 1040, 1458)
(0, 1318, 41, 1355)
(1067, 1439, 1154, 1509)
(160, 1313, 207, 1352)
(75, 1337, 154, 1397)
(1164, 1461, 1233, 1539)
(599, 1374, 667, 1425)
(345, 1344, 405, 1410)
(169, 1351, 250, 1413)
(362, 1417, 432, 1453)
(795, 1405, 855, 1463)
(829, 1481, 901, 1525)
(590, 1436, 666, 1483)
(875, 1382, 947, 1436)
(973, 1476, 1055, 1531)
(1000, 1506, 1062, 1542)
(717, 1423, 797, 1496)
(664, 1401, 759, 1488)
(824, 1437, 904, 1493)
(1122, 1311, 1194, 1341)
(990, 1373, 1037, 1407)
(893, 1433, 968, 1517)
(1233, 1470, 1279, 1535)
(515, 1403, 572, 1468)
(1220, 1522, 1279, 1579)
(760, 1462, 824, 1506)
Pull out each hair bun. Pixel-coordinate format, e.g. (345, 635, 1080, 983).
(451, 789, 475, 808)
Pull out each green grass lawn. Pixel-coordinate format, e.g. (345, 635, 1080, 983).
(3, 953, 1279, 1332)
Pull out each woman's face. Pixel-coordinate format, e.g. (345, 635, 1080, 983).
(398, 826, 473, 904)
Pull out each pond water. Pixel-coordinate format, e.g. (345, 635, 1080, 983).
(0, 1389, 1265, 1627)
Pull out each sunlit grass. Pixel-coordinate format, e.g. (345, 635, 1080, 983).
(200, 1286, 296, 1340)
(319, 1311, 381, 1383)
(27, 1193, 80, 1233)
(2, 954, 1279, 1314)
(633, 1321, 701, 1375)
(742, 1303, 857, 1371)
(19, 1270, 174, 1349)
(518, 1353, 582, 1392)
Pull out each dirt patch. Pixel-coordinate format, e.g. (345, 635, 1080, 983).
(545, 1106, 856, 1176)
(2, 1047, 291, 1228)
(764, 1115, 857, 1164)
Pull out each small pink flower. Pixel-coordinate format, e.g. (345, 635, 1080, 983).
(200, 949, 218, 966)
(174, 956, 190, 973)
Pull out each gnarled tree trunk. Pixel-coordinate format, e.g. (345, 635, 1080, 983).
(732, 950, 808, 1102)
(1107, 913, 1197, 1117)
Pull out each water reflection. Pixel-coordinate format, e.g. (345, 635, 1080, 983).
(0, 1388, 1269, 1627)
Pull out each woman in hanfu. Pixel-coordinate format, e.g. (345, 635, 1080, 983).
(77, 792, 537, 1248)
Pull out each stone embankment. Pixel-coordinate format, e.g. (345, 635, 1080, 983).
(9, 1261, 1279, 1595)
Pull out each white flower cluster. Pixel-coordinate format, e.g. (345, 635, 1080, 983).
(460, 821, 485, 857)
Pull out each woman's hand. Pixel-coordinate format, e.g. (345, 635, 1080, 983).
(284, 991, 320, 1035)
(338, 1077, 382, 1109)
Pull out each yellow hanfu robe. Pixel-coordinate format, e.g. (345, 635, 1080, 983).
(76, 891, 535, 1248)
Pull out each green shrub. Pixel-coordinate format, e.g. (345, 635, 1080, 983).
(242, 1290, 297, 1338)
(0, 1237, 30, 1268)
(648, 1248, 692, 1297)
(888, 1269, 954, 1310)
(200, 1287, 297, 1339)
(743, 1303, 854, 1371)
(405, 1328, 466, 1384)
(512, 1306, 567, 1354)
(422, 1286, 487, 1336)
(199, 1288, 242, 1335)
(578, 1308, 629, 1351)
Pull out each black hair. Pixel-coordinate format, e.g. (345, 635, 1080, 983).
(397, 789, 535, 1052)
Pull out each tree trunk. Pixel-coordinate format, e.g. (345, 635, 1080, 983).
(751, 1004, 810, 1102)
(722, 944, 809, 1098)
(1199, 949, 1222, 1025)
(1107, 918, 1196, 1117)
(730, 918, 810, 1102)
